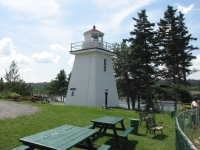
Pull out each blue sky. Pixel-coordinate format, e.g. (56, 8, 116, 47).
(0, 0, 200, 83)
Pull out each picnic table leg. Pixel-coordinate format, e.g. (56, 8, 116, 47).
(120, 121, 126, 131)
(99, 125, 105, 133)
(112, 125, 122, 150)
(85, 137, 95, 150)
(102, 125, 108, 133)
(90, 124, 95, 129)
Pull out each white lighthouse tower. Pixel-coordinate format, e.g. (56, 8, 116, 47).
(65, 26, 119, 107)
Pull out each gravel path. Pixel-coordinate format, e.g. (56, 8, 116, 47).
(0, 100, 39, 120)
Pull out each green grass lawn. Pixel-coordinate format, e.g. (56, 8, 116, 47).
(0, 100, 175, 150)
(190, 90, 200, 95)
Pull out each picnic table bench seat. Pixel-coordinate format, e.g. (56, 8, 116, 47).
(119, 127, 134, 139)
(13, 144, 111, 150)
(97, 144, 111, 150)
(12, 145, 29, 150)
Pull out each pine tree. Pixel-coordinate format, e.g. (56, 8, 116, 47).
(157, 5, 199, 86)
(125, 9, 159, 109)
(47, 70, 69, 102)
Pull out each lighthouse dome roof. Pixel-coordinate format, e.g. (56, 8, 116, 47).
(84, 25, 104, 36)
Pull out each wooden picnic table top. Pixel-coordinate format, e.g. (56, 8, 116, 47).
(91, 116, 124, 125)
(19, 125, 97, 150)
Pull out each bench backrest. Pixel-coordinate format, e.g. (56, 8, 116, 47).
(144, 116, 156, 128)
(139, 112, 148, 119)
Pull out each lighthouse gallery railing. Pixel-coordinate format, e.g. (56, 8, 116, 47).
(71, 41, 116, 52)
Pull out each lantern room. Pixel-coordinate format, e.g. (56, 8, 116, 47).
(84, 25, 104, 42)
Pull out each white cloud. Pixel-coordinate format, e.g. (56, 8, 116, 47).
(0, 69, 5, 77)
(0, 0, 61, 18)
(190, 55, 200, 70)
(68, 56, 75, 65)
(187, 55, 200, 79)
(0, 37, 33, 64)
(0, 38, 16, 56)
(91, 0, 157, 37)
(32, 51, 61, 63)
(20, 68, 33, 73)
(15, 54, 33, 64)
(93, 0, 155, 9)
(50, 44, 65, 51)
(175, 3, 194, 14)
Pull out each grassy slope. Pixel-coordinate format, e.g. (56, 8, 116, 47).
(190, 90, 200, 95)
(0, 100, 175, 150)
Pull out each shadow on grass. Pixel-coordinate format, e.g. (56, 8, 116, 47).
(130, 132, 169, 141)
(105, 138, 138, 150)
(91, 134, 138, 150)
(151, 134, 168, 140)
(132, 133, 146, 137)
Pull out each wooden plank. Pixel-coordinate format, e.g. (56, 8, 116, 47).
(57, 132, 96, 149)
(37, 127, 96, 149)
(91, 116, 124, 125)
(20, 125, 97, 150)
(12, 145, 29, 150)
(97, 144, 111, 150)
(119, 127, 134, 138)
(21, 125, 73, 142)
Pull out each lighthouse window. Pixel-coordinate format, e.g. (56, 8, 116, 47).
(92, 34, 98, 41)
(104, 59, 107, 72)
(71, 91, 74, 96)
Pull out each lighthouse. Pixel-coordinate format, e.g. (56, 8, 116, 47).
(65, 26, 119, 107)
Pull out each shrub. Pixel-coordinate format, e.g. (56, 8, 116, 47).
(182, 104, 191, 110)
(10, 93, 21, 100)
(21, 96, 30, 101)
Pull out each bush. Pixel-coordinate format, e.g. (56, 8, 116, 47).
(182, 104, 191, 110)
(21, 96, 30, 101)
(0, 93, 6, 99)
(10, 92, 21, 100)
(0, 91, 12, 99)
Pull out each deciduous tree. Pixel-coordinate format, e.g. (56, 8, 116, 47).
(4, 60, 21, 92)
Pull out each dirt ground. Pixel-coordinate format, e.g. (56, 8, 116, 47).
(0, 100, 39, 120)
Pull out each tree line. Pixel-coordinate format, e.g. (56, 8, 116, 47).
(0, 60, 70, 102)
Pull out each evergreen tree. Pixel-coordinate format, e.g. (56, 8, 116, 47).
(0, 77, 4, 91)
(157, 6, 199, 86)
(47, 70, 70, 102)
(124, 9, 159, 109)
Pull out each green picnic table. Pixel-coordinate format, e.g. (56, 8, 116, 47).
(90, 116, 133, 149)
(16, 125, 99, 150)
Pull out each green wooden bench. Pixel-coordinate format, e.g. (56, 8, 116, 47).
(97, 144, 111, 150)
(119, 127, 134, 139)
(13, 144, 111, 150)
(12, 145, 29, 150)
